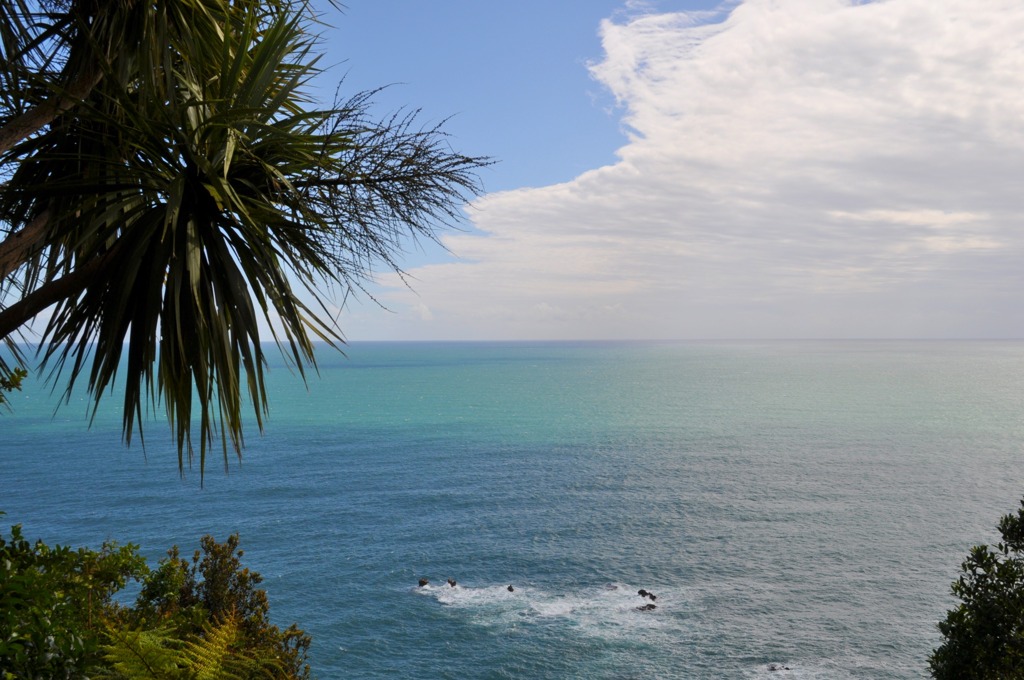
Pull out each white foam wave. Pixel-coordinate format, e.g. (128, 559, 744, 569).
(417, 581, 676, 640)
(746, 660, 863, 680)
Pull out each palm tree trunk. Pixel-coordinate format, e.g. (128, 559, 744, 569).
(0, 210, 51, 280)
(0, 249, 112, 340)
(0, 67, 102, 156)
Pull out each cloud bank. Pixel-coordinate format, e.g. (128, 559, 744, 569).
(361, 0, 1024, 340)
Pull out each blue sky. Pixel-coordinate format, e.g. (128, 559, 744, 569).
(302, 0, 1024, 341)
(319, 1, 720, 192)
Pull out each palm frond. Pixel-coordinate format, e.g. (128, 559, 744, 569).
(0, 0, 490, 476)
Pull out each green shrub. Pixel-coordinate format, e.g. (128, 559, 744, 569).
(133, 534, 311, 679)
(0, 520, 311, 679)
(0, 521, 147, 678)
(931, 499, 1024, 679)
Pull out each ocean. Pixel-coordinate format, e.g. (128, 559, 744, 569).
(5, 340, 1024, 678)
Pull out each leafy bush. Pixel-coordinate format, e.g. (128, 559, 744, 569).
(0, 520, 310, 679)
(0, 522, 146, 679)
(931, 499, 1024, 679)
(131, 534, 311, 679)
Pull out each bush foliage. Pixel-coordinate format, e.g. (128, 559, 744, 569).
(0, 520, 310, 679)
(931, 499, 1024, 679)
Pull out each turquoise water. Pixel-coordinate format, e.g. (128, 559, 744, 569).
(6, 340, 1024, 678)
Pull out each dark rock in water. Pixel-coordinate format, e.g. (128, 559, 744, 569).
(507, 585, 515, 592)
(418, 578, 429, 587)
(636, 603, 657, 611)
(647, 592, 657, 601)
(638, 589, 648, 597)
(447, 578, 457, 587)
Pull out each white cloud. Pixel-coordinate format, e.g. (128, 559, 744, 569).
(363, 0, 1024, 340)
(828, 210, 987, 228)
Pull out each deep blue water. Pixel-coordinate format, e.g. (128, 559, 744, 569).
(5, 340, 1024, 678)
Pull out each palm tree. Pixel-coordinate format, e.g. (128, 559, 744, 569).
(0, 0, 488, 476)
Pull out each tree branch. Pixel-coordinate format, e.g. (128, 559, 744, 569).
(0, 66, 102, 156)
(0, 248, 112, 341)
(0, 209, 51, 280)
